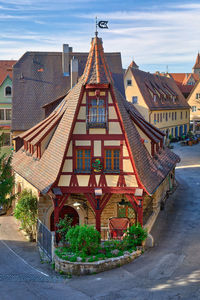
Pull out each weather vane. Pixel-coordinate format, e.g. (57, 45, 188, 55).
(95, 17, 108, 37)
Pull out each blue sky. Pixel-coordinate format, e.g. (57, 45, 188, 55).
(0, 0, 200, 73)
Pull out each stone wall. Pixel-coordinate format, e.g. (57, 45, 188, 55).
(55, 249, 142, 275)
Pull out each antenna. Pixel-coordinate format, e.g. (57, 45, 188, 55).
(166, 65, 168, 73)
(95, 16, 98, 37)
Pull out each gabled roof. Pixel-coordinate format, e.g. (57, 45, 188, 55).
(193, 53, 200, 69)
(129, 68, 190, 110)
(129, 60, 139, 69)
(13, 36, 180, 196)
(12, 50, 124, 132)
(170, 73, 199, 85)
(0, 60, 16, 86)
(187, 78, 200, 102)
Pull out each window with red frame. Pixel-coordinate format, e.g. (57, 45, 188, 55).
(76, 149, 91, 172)
(104, 149, 120, 172)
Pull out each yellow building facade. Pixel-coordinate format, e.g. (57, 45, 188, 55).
(125, 67, 190, 139)
(187, 80, 200, 133)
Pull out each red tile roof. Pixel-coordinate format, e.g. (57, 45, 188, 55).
(12, 37, 180, 196)
(130, 68, 190, 110)
(0, 60, 16, 85)
(82, 37, 113, 85)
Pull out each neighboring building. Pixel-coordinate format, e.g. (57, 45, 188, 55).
(12, 45, 124, 139)
(192, 52, 200, 76)
(125, 66, 190, 139)
(0, 60, 16, 145)
(187, 79, 200, 133)
(169, 72, 199, 98)
(13, 36, 179, 240)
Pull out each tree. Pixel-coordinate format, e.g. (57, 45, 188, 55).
(0, 133, 15, 210)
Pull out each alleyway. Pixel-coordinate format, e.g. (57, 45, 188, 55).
(0, 142, 200, 300)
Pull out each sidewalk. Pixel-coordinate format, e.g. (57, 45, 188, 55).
(0, 215, 54, 277)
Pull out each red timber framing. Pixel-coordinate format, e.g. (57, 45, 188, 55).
(53, 194, 70, 243)
(51, 84, 145, 237)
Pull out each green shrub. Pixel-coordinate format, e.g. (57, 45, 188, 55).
(69, 256, 77, 262)
(56, 215, 72, 243)
(66, 225, 100, 255)
(124, 224, 147, 247)
(14, 189, 37, 240)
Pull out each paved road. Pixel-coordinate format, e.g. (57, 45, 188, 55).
(0, 142, 200, 300)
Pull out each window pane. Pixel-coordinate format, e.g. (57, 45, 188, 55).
(6, 109, 11, 120)
(0, 109, 4, 120)
(5, 86, 11, 96)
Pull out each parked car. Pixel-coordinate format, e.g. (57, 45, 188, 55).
(0, 206, 6, 216)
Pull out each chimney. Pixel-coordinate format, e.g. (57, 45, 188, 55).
(62, 44, 72, 76)
(71, 56, 78, 88)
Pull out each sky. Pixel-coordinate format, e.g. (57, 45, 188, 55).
(0, 0, 200, 73)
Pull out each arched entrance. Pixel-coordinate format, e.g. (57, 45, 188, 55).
(50, 205, 79, 231)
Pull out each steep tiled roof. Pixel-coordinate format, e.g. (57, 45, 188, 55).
(0, 60, 16, 85)
(13, 37, 180, 196)
(113, 88, 179, 194)
(82, 37, 113, 85)
(12, 80, 84, 193)
(193, 53, 200, 69)
(130, 68, 190, 110)
(12, 50, 124, 131)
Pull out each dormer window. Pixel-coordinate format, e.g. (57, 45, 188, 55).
(5, 86, 12, 97)
(86, 91, 107, 128)
(153, 94, 157, 102)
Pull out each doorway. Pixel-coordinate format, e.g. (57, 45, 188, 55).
(50, 205, 79, 231)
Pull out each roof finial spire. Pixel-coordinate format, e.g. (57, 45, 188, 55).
(95, 16, 98, 37)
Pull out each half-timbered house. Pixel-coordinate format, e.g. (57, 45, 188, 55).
(12, 36, 180, 240)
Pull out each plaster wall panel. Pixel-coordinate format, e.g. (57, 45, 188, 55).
(94, 140, 101, 156)
(76, 140, 91, 146)
(67, 141, 72, 156)
(124, 175, 138, 187)
(109, 122, 122, 134)
(89, 128, 106, 134)
(95, 175, 100, 186)
(108, 93, 113, 104)
(77, 107, 86, 120)
(62, 159, 73, 172)
(77, 175, 90, 186)
(105, 175, 119, 187)
(104, 140, 120, 146)
(73, 122, 86, 134)
(123, 159, 134, 173)
(82, 94, 86, 104)
(58, 175, 71, 187)
(123, 144, 129, 156)
(109, 107, 118, 119)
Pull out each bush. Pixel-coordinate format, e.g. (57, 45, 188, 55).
(66, 225, 100, 255)
(56, 215, 72, 243)
(124, 224, 147, 247)
(14, 190, 37, 240)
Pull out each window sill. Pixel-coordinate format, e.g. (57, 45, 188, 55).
(75, 169, 91, 174)
(104, 170, 120, 174)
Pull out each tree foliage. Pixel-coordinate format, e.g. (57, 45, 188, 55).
(14, 189, 38, 240)
(0, 133, 15, 209)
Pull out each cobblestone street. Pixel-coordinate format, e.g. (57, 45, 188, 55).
(0, 142, 200, 300)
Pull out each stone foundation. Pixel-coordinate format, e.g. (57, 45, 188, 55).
(55, 249, 142, 275)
